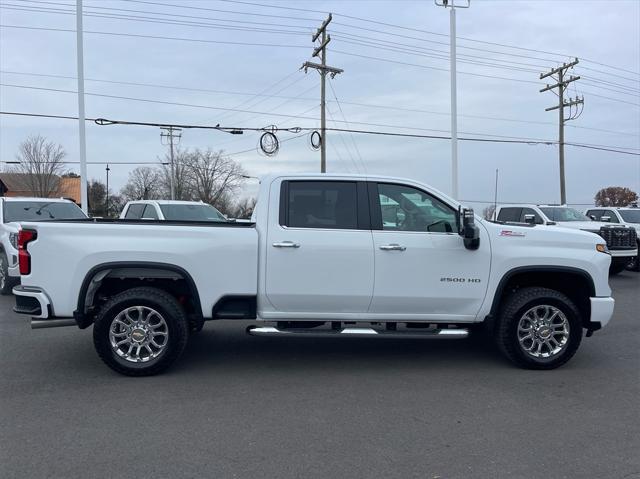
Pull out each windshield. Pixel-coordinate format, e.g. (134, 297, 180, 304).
(620, 210, 640, 223)
(3, 201, 87, 222)
(159, 203, 227, 222)
(540, 207, 590, 222)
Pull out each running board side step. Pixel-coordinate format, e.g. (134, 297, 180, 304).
(247, 326, 468, 339)
(31, 318, 77, 329)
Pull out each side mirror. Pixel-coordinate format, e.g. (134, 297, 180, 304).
(589, 215, 597, 221)
(523, 214, 536, 224)
(601, 216, 611, 222)
(458, 207, 480, 250)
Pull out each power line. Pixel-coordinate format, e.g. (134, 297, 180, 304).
(2, 69, 636, 137)
(214, 0, 639, 78)
(14, 0, 317, 30)
(0, 23, 310, 49)
(2, 111, 638, 156)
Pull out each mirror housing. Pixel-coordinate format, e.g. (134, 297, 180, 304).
(600, 216, 611, 222)
(523, 214, 536, 224)
(458, 207, 480, 250)
(589, 214, 596, 221)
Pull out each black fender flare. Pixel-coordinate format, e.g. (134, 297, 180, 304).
(74, 261, 203, 329)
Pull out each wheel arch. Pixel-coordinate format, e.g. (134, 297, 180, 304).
(75, 261, 203, 329)
(489, 266, 595, 328)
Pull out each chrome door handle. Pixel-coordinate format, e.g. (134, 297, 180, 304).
(272, 241, 300, 248)
(379, 243, 406, 251)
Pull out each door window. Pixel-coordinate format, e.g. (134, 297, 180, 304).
(142, 205, 159, 219)
(283, 181, 358, 230)
(601, 210, 619, 223)
(586, 210, 602, 221)
(519, 207, 543, 224)
(125, 204, 145, 219)
(497, 207, 522, 222)
(376, 183, 456, 233)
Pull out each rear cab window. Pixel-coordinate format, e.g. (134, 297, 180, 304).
(3, 201, 86, 222)
(497, 207, 522, 223)
(125, 204, 145, 219)
(280, 180, 368, 230)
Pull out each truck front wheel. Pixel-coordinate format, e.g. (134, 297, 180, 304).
(495, 287, 583, 370)
(93, 287, 189, 376)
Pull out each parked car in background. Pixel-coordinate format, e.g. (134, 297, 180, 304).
(585, 206, 640, 271)
(494, 204, 637, 275)
(14, 174, 615, 376)
(120, 200, 228, 222)
(0, 197, 87, 294)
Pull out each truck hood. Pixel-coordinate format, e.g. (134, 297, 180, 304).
(480, 219, 603, 245)
(553, 221, 631, 231)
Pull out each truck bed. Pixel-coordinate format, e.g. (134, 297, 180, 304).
(18, 220, 259, 318)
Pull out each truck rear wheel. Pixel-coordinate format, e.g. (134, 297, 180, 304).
(93, 287, 189, 376)
(495, 287, 582, 370)
(0, 253, 19, 296)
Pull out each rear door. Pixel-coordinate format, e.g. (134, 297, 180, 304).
(265, 180, 374, 314)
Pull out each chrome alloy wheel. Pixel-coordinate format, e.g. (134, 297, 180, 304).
(109, 306, 169, 363)
(517, 305, 570, 359)
(0, 256, 6, 290)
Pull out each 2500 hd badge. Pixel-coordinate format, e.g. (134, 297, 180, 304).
(440, 277, 482, 283)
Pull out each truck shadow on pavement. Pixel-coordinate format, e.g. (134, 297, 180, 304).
(173, 324, 509, 375)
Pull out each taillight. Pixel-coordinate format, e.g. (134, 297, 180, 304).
(18, 229, 37, 275)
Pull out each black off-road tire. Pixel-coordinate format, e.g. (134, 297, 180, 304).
(609, 259, 628, 276)
(0, 253, 19, 296)
(495, 287, 583, 370)
(93, 287, 189, 376)
(626, 244, 640, 272)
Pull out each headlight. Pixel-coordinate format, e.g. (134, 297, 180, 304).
(9, 232, 18, 250)
(596, 243, 610, 254)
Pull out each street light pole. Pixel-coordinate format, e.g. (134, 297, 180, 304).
(76, 0, 88, 214)
(105, 163, 110, 216)
(435, 0, 470, 200)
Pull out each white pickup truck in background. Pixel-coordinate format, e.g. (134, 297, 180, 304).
(585, 206, 640, 272)
(494, 204, 637, 275)
(0, 197, 87, 295)
(13, 174, 615, 376)
(120, 199, 228, 222)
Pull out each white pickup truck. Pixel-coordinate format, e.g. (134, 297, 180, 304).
(13, 174, 615, 376)
(494, 204, 637, 275)
(0, 197, 87, 295)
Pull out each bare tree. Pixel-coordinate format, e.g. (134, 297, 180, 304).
(231, 197, 257, 219)
(121, 167, 162, 201)
(12, 135, 66, 196)
(483, 205, 496, 220)
(182, 149, 246, 209)
(594, 187, 638, 207)
(158, 148, 192, 200)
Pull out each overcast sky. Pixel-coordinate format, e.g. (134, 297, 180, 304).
(1, 0, 639, 209)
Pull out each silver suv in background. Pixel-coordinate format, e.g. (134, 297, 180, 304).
(0, 197, 87, 294)
(494, 204, 637, 275)
(585, 206, 640, 271)
(120, 200, 229, 222)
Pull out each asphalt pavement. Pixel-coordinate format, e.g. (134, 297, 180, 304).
(1, 273, 639, 479)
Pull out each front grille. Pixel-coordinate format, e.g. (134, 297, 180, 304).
(598, 227, 637, 249)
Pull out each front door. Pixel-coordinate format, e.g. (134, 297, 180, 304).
(369, 182, 491, 321)
(265, 180, 374, 315)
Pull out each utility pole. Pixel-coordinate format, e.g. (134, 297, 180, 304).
(105, 163, 110, 216)
(540, 58, 583, 205)
(160, 126, 182, 200)
(435, 0, 470, 200)
(76, 0, 88, 214)
(301, 13, 343, 173)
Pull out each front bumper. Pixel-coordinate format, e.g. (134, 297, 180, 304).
(588, 296, 615, 332)
(609, 248, 637, 258)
